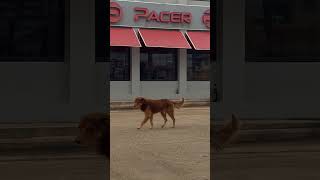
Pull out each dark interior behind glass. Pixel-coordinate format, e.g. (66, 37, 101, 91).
(246, 0, 320, 61)
(110, 47, 130, 81)
(0, 0, 65, 61)
(187, 49, 210, 81)
(140, 47, 178, 81)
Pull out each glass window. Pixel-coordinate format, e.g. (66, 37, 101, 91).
(187, 50, 210, 81)
(0, 0, 65, 62)
(140, 48, 177, 81)
(95, 0, 107, 62)
(110, 47, 130, 81)
(246, 0, 320, 61)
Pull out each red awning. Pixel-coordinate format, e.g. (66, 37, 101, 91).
(138, 29, 191, 49)
(186, 31, 210, 50)
(110, 27, 141, 47)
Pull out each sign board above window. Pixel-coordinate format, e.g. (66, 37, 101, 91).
(110, 0, 210, 31)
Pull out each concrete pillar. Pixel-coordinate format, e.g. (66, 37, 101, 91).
(69, 0, 96, 115)
(219, 0, 245, 118)
(178, 49, 187, 98)
(131, 47, 140, 99)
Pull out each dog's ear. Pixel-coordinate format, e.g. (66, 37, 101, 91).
(140, 97, 146, 103)
(134, 97, 144, 102)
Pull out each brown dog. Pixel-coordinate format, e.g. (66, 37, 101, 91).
(213, 114, 241, 151)
(75, 112, 109, 158)
(134, 97, 184, 129)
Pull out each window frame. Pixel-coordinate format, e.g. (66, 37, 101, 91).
(140, 47, 178, 81)
(245, 0, 320, 62)
(110, 46, 131, 81)
(187, 49, 210, 81)
(95, 0, 107, 63)
(0, 0, 66, 62)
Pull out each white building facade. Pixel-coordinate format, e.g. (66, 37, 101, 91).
(109, 0, 211, 102)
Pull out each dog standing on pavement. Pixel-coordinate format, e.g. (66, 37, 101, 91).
(133, 97, 184, 129)
(213, 114, 241, 151)
(75, 112, 109, 158)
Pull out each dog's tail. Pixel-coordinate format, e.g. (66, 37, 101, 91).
(173, 98, 184, 109)
(213, 114, 241, 151)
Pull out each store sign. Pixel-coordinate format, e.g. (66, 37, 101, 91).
(110, 0, 210, 31)
(202, 9, 210, 28)
(134, 7, 192, 24)
(110, 1, 123, 23)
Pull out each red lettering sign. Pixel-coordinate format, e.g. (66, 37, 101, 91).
(134, 7, 192, 24)
(147, 11, 160, 22)
(159, 11, 170, 23)
(202, 9, 210, 28)
(182, 13, 192, 23)
(110, 2, 209, 29)
(134, 7, 148, 21)
(110, 2, 122, 23)
(170, 12, 181, 23)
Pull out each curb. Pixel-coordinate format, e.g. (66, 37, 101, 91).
(214, 120, 320, 144)
(234, 128, 320, 144)
(214, 120, 320, 130)
(0, 136, 94, 156)
(0, 125, 77, 139)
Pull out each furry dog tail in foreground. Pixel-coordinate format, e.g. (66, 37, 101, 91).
(75, 112, 109, 158)
(173, 98, 184, 109)
(213, 114, 241, 151)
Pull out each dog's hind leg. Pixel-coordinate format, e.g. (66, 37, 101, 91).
(161, 111, 168, 128)
(149, 114, 154, 129)
(167, 109, 176, 128)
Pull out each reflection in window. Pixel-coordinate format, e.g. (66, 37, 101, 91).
(187, 50, 210, 81)
(0, 0, 65, 61)
(110, 47, 130, 81)
(246, 0, 320, 60)
(95, 0, 107, 62)
(140, 48, 177, 81)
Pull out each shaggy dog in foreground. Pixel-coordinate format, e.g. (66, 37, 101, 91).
(213, 114, 241, 151)
(75, 112, 109, 158)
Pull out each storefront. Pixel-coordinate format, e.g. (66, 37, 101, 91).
(2, 0, 320, 122)
(0, 0, 107, 122)
(109, 0, 210, 101)
(214, 0, 320, 120)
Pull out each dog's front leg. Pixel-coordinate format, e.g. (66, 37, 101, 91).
(149, 114, 154, 129)
(138, 116, 149, 129)
(161, 112, 168, 128)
